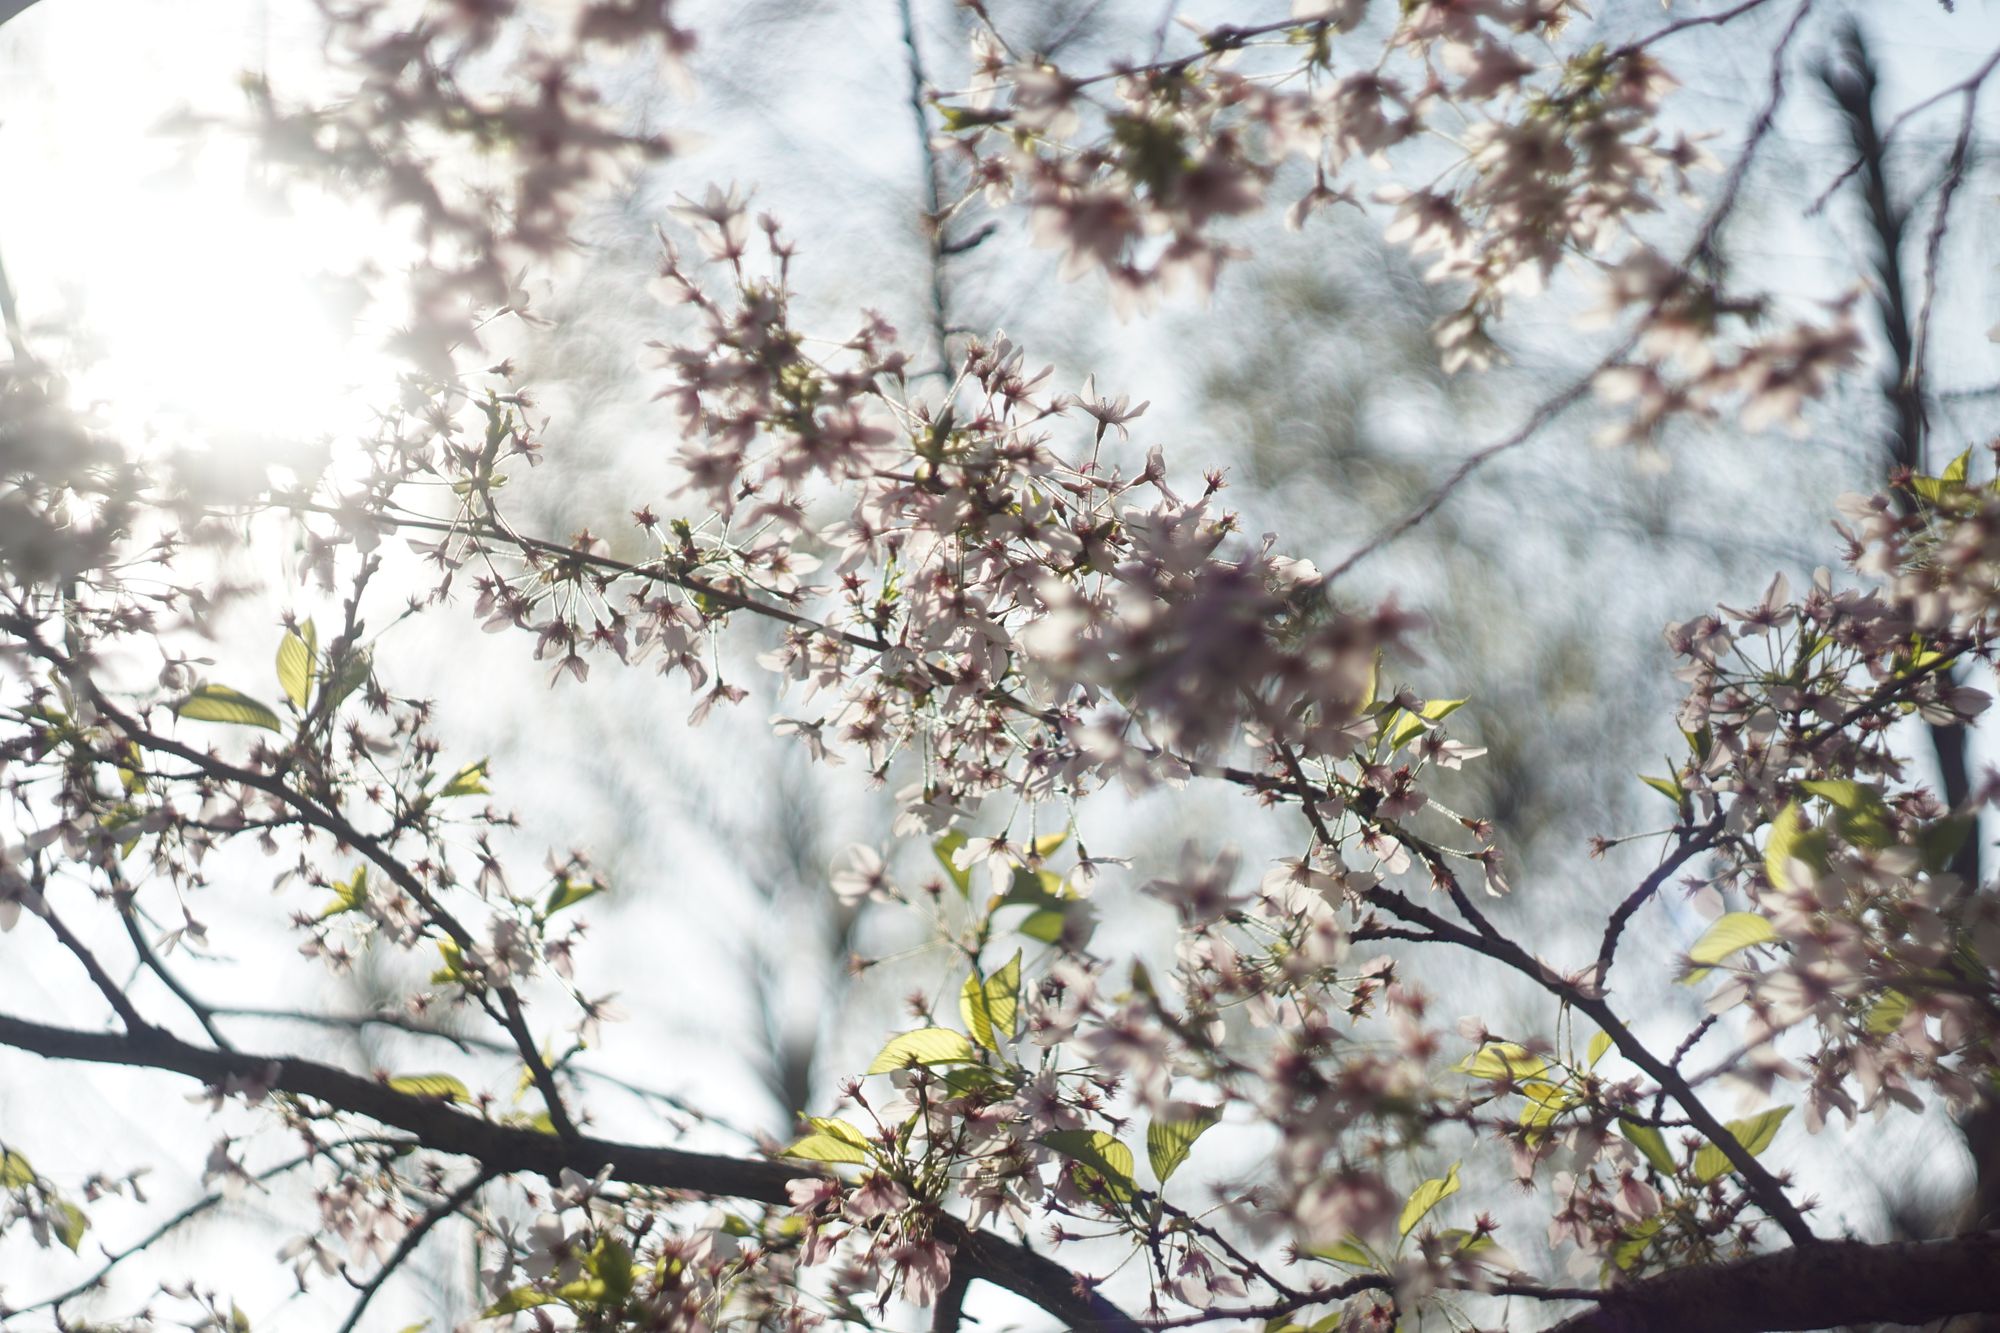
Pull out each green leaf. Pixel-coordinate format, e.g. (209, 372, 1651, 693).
(1397, 1162, 1461, 1236)
(1309, 1238, 1378, 1269)
(544, 879, 602, 917)
(1587, 1031, 1614, 1068)
(440, 759, 490, 799)
(1041, 1130, 1137, 1203)
(932, 831, 972, 896)
(1799, 779, 1893, 848)
(1612, 1215, 1664, 1271)
(1686, 912, 1778, 976)
(1146, 1107, 1220, 1183)
(1692, 1106, 1791, 1183)
(1455, 1042, 1547, 1082)
(865, 1027, 978, 1075)
(1943, 446, 1972, 485)
(1030, 829, 1069, 857)
(1388, 697, 1467, 750)
(53, 1199, 89, 1252)
(325, 648, 372, 709)
(1763, 802, 1826, 890)
(0, 1148, 34, 1188)
(959, 951, 1022, 1052)
(276, 621, 317, 711)
(1919, 816, 1975, 874)
(1639, 774, 1685, 807)
(783, 1116, 870, 1164)
(318, 867, 369, 920)
(483, 1288, 556, 1316)
(1863, 988, 1912, 1035)
(1518, 1082, 1573, 1139)
(589, 1236, 634, 1303)
(783, 1132, 868, 1165)
(388, 1074, 471, 1103)
(1619, 1119, 1676, 1176)
(176, 685, 284, 733)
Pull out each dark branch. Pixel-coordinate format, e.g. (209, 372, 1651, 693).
(0, 1012, 1139, 1331)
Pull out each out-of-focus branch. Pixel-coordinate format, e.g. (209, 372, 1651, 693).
(1548, 1231, 2000, 1332)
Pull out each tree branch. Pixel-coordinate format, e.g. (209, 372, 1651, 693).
(0, 1012, 1139, 1331)
(1550, 1231, 2000, 1332)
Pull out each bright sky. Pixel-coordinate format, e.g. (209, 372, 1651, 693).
(0, 0, 402, 459)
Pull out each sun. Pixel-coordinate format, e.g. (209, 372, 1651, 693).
(0, 0, 405, 467)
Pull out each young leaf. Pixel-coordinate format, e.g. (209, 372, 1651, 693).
(483, 1288, 556, 1317)
(864, 1028, 977, 1075)
(1397, 1162, 1461, 1236)
(1686, 912, 1777, 970)
(276, 621, 316, 711)
(1618, 1119, 1676, 1176)
(440, 759, 491, 799)
(959, 951, 1021, 1052)
(1586, 1030, 1614, 1068)
(1692, 1106, 1791, 1183)
(176, 685, 284, 733)
(932, 830, 972, 895)
(1309, 1238, 1378, 1269)
(1863, 989, 1911, 1035)
(0, 1148, 33, 1188)
(317, 867, 369, 920)
(544, 879, 602, 917)
(1041, 1129, 1137, 1202)
(1387, 697, 1467, 750)
(1146, 1107, 1219, 1183)
(1454, 1042, 1547, 1082)
(387, 1074, 471, 1103)
(53, 1199, 89, 1252)
(782, 1130, 869, 1165)
(1763, 803, 1826, 891)
(1639, 774, 1684, 807)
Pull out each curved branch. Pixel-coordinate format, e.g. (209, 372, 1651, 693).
(0, 1012, 1138, 1331)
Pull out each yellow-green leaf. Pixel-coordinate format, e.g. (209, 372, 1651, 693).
(1763, 802, 1826, 890)
(931, 830, 972, 896)
(388, 1074, 471, 1103)
(1587, 1031, 1614, 1068)
(865, 1027, 977, 1075)
(176, 685, 284, 733)
(1455, 1042, 1546, 1082)
(782, 1130, 868, 1165)
(53, 1199, 89, 1252)
(1639, 774, 1685, 807)
(483, 1288, 556, 1316)
(1863, 989, 1911, 1035)
(276, 621, 317, 711)
(0, 1148, 32, 1188)
(1687, 913, 1778, 969)
(1397, 1162, 1461, 1236)
(1692, 1106, 1791, 1183)
(1146, 1107, 1220, 1183)
(318, 867, 369, 920)
(1309, 1238, 1377, 1268)
(1041, 1130, 1136, 1203)
(1618, 1118, 1675, 1176)
(543, 879, 602, 917)
(959, 951, 1021, 1051)
(1518, 1082, 1573, 1138)
(440, 759, 490, 799)
(1388, 698, 1467, 750)
(1031, 829, 1069, 857)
